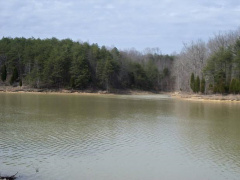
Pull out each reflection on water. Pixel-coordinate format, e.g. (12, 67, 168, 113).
(0, 93, 240, 180)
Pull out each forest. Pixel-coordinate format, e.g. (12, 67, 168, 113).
(0, 27, 240, 94)
(0, 37, 174, 91)
(174, 27, 240, 94)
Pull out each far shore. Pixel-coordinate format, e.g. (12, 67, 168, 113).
(171, 92, 240, 103)
(0, 86, 160, 96)
(1, 86, 240, 103)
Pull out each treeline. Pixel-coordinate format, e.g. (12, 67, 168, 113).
(174, 27, 240, 94)
(0, 37, 174, 91)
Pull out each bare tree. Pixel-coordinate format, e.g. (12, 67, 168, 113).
(208, 28, 240, 54)
(173, 40, 208, 92)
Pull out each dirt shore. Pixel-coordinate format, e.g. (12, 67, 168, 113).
(171, 92, 240, 102)
(0, 86, 159, 96)
(1, 86, 240, 102)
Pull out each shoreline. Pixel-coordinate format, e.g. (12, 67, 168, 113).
(171, 92, 240, 103)
(0, 86, 160, 96)
(1, 86, 240, 103)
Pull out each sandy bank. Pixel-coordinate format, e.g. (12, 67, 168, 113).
(171, 92, 240, 103)
(3, 86, 239, 103)
(0, 86, 160, 96)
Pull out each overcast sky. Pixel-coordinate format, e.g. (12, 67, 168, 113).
(0, 0, 240, 54)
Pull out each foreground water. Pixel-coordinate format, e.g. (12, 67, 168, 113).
(0, 93, 240, 180)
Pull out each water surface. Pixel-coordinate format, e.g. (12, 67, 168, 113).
(0, 93, 240, 180)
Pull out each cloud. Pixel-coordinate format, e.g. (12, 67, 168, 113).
(0, 0, 240, 53)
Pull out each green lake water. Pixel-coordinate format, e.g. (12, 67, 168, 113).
(0, 93, 240, 180)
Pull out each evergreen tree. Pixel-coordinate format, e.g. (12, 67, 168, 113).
(195, 76, 200, 93)
(10, 67, 19, 85)
(204, 48, 232, 94)
(0, 37, 174, 91)
(200, 77, 206, 93)
(131, 63, 149, 89)
(70, 55, 90, 89)
(190, 73, 195, 92)
(1, 64, 7, 82)
(235, 79, 240, 94)
(96, 59, 105, 88)
(146, 60, 159, 89)
(70, 77, 75, 88)
(213, 71, 226, 94)
(19, 79, 22, 86)
(229, 79, 236, 93)
(233, 40, 240, 79)
(104, 58, 119, 91)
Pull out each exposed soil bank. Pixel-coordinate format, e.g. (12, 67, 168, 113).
(0, 86, 160, 96)
(1, 86, 240, 102)
(171, 92, 240, 102)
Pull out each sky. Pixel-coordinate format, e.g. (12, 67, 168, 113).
(0, 0, 240, 54)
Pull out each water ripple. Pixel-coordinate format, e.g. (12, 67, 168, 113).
(0, 94, 240, 180)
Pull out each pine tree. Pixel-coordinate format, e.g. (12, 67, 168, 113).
(70, 55, 90, 89)
(19, 79, 22, 86)
(0, 64, 7, 82)
(10, 67, 19, 85)
(190, 73, 195, 92)
(104, 58, 119, 91)
(200, 77, 206, 93)
(229, 79, 236, 93)
(96, 59, 105, 88)
(235, 79, 240, 94)
(70, 77, 75, 88)
(195, 76, 200, 93)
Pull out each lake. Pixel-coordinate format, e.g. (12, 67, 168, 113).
(0, 93, 240, 180)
